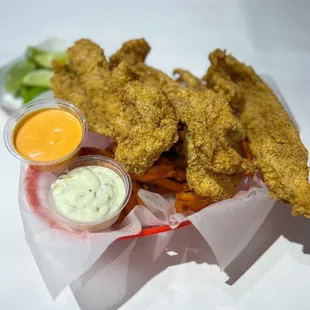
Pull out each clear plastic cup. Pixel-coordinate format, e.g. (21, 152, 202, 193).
(3, 98, 88, 172)
(48, 155, 132, 232)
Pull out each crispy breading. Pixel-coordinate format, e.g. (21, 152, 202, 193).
(173, 68, 204, 89)
(185, 131, 243, 201)
(204, 49, 310, 217)
(52, 39, 178, 174)
(110, 38, 150, 69)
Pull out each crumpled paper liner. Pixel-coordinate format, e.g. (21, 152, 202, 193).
(18, 132, 275, 298)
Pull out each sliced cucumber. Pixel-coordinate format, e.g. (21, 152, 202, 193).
(22, 69, 53, 88)
(5, 61, 36, 96)
(26, 46, 68, 69)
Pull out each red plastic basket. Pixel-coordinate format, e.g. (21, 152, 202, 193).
(24, 167, 191, 239)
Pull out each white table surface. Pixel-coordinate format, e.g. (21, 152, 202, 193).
(1, 0, 310, 309)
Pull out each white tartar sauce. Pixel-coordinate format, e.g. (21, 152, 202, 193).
(51, 166, 126, 222)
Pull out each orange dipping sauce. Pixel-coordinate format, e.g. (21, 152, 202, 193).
(14, 108, 83, 162)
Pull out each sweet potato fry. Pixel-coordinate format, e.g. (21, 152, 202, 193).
(175, 191, 211, 213)
(79, 147, 114, 158)
(123, 181, 141, 214)
(106, 142, 117, 154)
(149, 185, 172, 195)
(241, 140, 253, 161)
(116, 211, 127, 224)
(131, 165, 175, 182)
(178, 129, 185, 141)
(168, 155, 187, 169)
(156, 157, 172, 165)
(240, 140, 255, 176)
(172, 167, 186, 182)
(133, 181, 144, 206)
(150, 178, 189, 192)
(117, 181, 143, 223)
(131, 157, 176, 182)
(123, 190, 137, 214)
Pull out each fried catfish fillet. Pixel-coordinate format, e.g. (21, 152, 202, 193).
(204, 49, 310, 217)
(52, 39, 178, 174)
(184, 131, 243, 201)
(110, 38, 251, 175)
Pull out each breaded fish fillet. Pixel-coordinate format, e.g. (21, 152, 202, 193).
(184, 130, 243, 201)
(204, 49, 310, 217)
(52, 39, 178, 174)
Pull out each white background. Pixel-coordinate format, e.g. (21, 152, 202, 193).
(1, 0, 310, 309)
